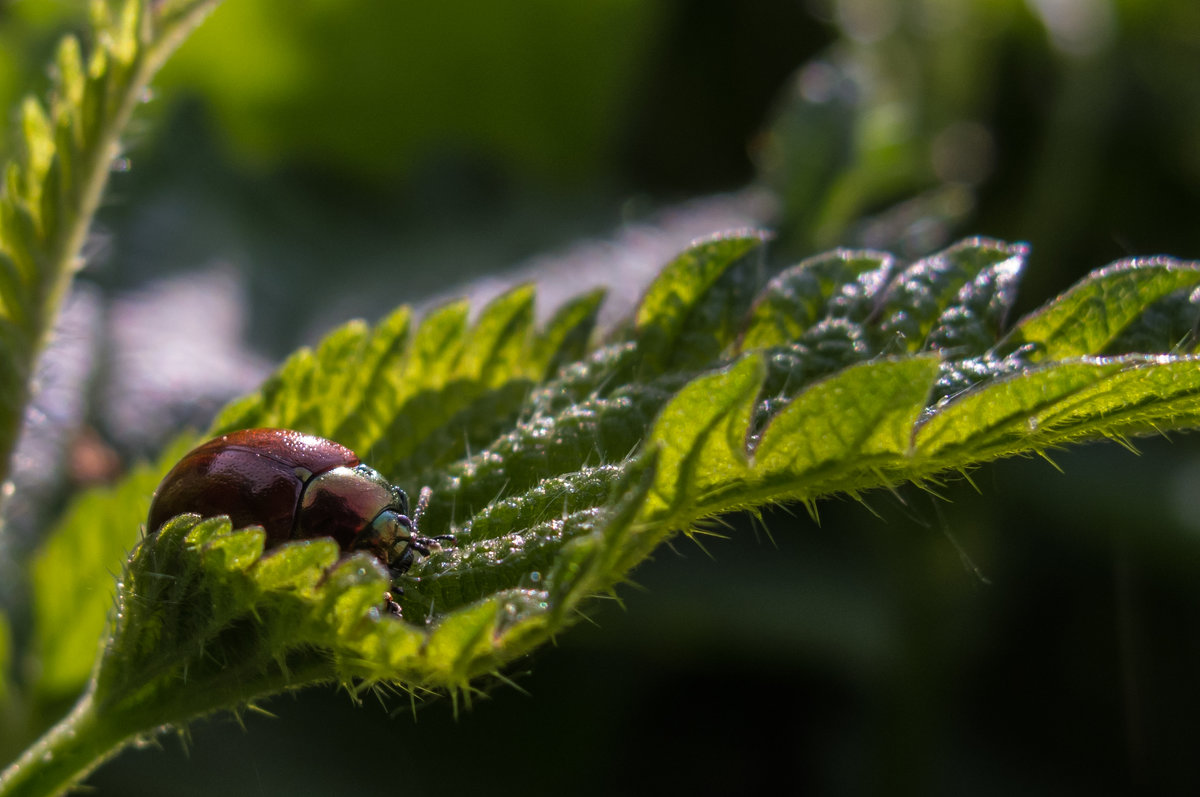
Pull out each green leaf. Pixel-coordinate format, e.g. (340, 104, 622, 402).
(874, 237, 1025, 354)
(329, 305, 414, 450)
(529, 287, 604, 379)
(922, 239, 1027, 356)
(11, 232, 1200, 796)
(29, 436, 196, 702)
(669, 254, 764, 371)
(407, 300, 471, 389)
(459, 284, 536, 386)
(0, 0, 224, 508)
(643, 354, 763, 522)
(1034, 356, 1200, 435)
(1007, 257, 1200, 360)
(918, 355, 1200, 463)
(738, 248, 891, 351)
(755, 356, 937, 480)
(0, 612, 10, 707)
(634, 231, 768, 374)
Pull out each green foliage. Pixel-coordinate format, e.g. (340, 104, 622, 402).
(153, 0, 663, 183)
(8, 229, 1200, 796)
(1007, 258, 1200, 360)
(3, 3, 1200, 796)
(0, 613, 9, 707)
(29, 437, 197, 702)
(0, 0, 221, 502)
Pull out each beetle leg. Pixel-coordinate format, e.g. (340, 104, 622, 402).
(408, 534, 455, 555)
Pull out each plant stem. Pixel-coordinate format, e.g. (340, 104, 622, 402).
(0, 646, 334, 797)
(0, 692, 130, 797)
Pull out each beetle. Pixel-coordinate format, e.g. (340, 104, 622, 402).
(147, 428, 452, 615)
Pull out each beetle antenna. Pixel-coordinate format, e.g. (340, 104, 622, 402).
(413, 485, 432, 532)
(412, 485, 453, 549)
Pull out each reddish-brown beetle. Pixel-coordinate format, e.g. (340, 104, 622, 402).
(147, 429, 450, 606)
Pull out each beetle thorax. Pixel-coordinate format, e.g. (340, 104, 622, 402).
(296, 465, 409, 557)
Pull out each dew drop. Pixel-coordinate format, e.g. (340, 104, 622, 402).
(110, 157, 131, 173)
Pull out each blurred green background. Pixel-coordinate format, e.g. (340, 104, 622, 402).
(3, 0, 1200, 793)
